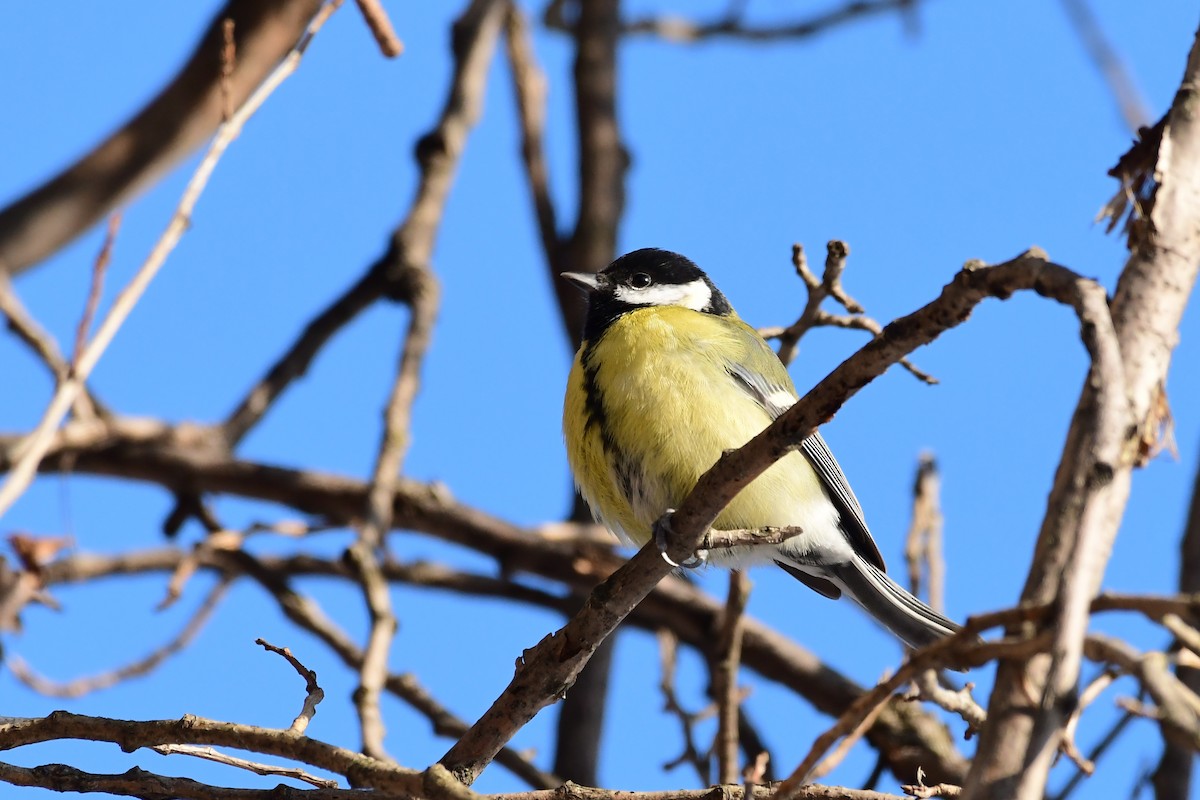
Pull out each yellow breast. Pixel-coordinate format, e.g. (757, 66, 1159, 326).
(563, 307, 829, 547)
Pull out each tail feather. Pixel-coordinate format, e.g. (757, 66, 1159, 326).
(825, 557, 960, 650)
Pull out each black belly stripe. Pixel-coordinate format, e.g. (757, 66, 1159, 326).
(581, 343, 638, 508)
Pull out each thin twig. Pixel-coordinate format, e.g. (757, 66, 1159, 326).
(504, 3, 563, 279)
(1051, 707, 1138, 800)
(714, 570, 751, 784)
(657, 629, 710, 783)
(151, 743, 339, 788)
(551, 0, 933, 44)
(762, 242, 935, 383)
(9, 579, 229, 697)
(903, 453, 943, 612)
(905, 672, 986, 738)
(0, 272, 103, 420)
(256, 638, 325, 735)
(1059, 669, 1118, 775)
(809, 679, 892, 782)
(71, 213, 119, 368)
(0, 0, 344, 523)
(353, 0, 404, 56)
(345, 543, 395, 758)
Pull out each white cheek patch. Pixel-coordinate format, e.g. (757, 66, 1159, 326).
(614, 278, 712, 311)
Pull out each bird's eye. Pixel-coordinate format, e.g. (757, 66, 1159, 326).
(629, 273, 652, 289)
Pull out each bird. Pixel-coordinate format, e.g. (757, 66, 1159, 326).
(561, 248, 960, 650)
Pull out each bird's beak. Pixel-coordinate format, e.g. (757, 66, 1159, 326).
(561, 271, 602, 294)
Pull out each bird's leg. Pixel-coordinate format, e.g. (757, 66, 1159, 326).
(654, 509, 708, 569)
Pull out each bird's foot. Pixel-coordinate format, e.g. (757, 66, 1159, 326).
(654, 510, 708, 569)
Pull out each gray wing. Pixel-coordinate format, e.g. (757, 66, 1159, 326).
(725, 361, 887, 571)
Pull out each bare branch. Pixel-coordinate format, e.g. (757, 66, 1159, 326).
(966, 25, 1200, 798)
(0, 0, 343, 524)
(1154, 448, 1200, 800)
(657, 630, 711, 783)
(550, 0, 931, 45)
(0, 711, 422, 793)
(255, 638, 325, 735)
(903, 453, 944, 611)
(0, 274, 104, 420)
(714, 571, 751, 784)
(151, 743, 339, 789)
(0, 0, 327, 275)
(71, 213, 119, 368)
(762, 242, 935, 383)
(439, 248, 1111, 787)
(353, 0, 403, 56)
(9, 579, 229, 697)
(505, 4, 562, 280)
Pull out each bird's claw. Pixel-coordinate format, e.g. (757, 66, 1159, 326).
(654, 510, 708, 569)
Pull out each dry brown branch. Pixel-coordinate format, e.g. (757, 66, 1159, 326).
(221, 264, 394, 445)
(906, 672, 985, 739)
(1156, 460, 1200, 796)
(345, 542, 395, 759)
(715, 570, 752, 785)
(353, 0, 403, 56)
(1153, 448, 1200, 800)
(505, 3, 562, 283)
(1084, 636, 1200, 752)
(151, 743, 339, 788)
(10, 249, 1124, 788)
(772, 591, 1200, 800)
(348, 0, 503, 760)
(903, 453, 944, 611)
(230, 548, 561, 789)
(493, 787, 908, 800)
(542, 0, 627, 783)
(760, 243, 934, 383)
(964, 26, 1200, 799)
(255, 638, 325, 735)
(1059, 669, 1117, 775)
(809, 679, 891, 782)
(0, 274, 70, 379)
(744, 751, 771, 799)
(902, 769, 962, 798)
(657, 629, 710, 783)
(1053, 707, 1139, 800)
(438, 247, 1112, 787)
(0, 711, 422, 793)
(0, 758, 371, 800)
(554, 0, 628, 345)
(548, 0, 930, 45)
(71, 212, 119, 368)
(0, 0, 343, 525)
(0, 428, 964, 784)
(0, 0, 326, 275)
(9, 579, 229, 698)
(0, 274, 104, 421)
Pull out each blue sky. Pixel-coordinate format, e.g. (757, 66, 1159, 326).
(1, 2, 1198, 798)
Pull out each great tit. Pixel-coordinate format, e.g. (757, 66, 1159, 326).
(562, 248, 960, 649)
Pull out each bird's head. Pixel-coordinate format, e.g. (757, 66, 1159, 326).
(562, 249, 733, 340)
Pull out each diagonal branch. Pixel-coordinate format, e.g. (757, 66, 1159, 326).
(347, 0, 505, 761)
(964, 25, 1200, 800)
(548, 0, 931, 45)
(0, 0, 343, 524)
(437, 249, 1114, 786)
(0, 0, 325, 276)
